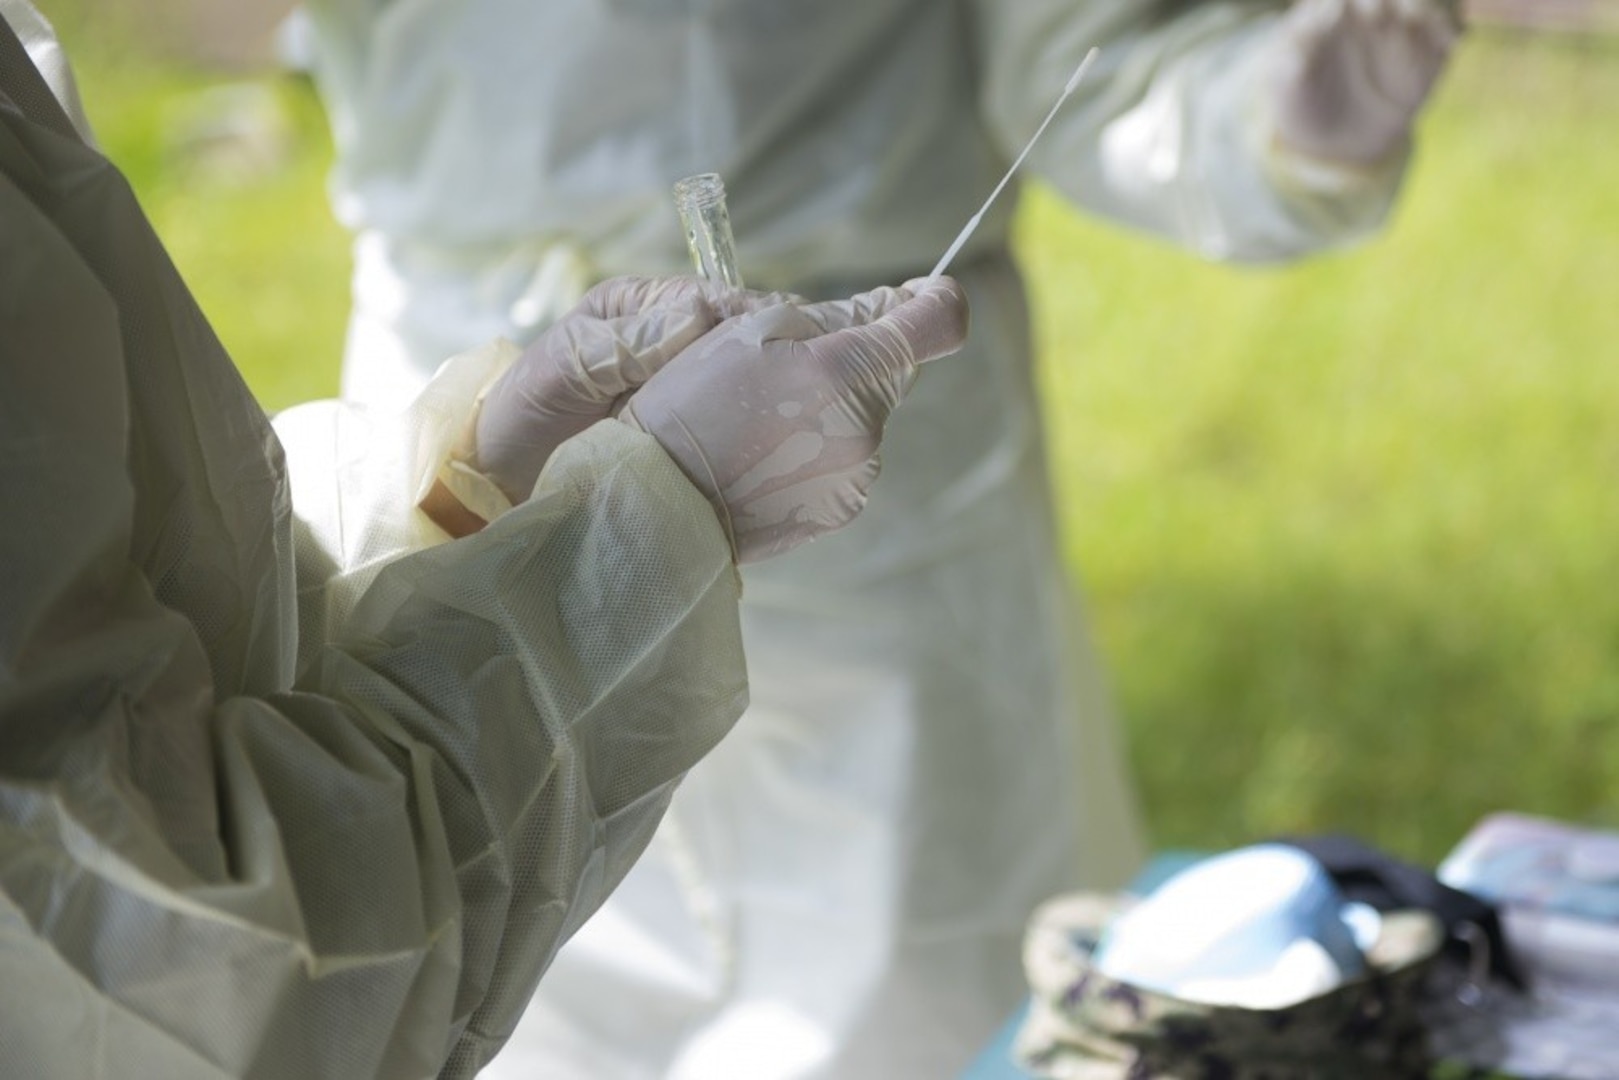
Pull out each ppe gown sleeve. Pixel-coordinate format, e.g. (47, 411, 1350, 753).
(973, 0, 1408, 262)
(0, 83, 746, 1080)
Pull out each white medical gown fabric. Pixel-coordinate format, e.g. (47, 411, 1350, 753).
(0, 12, 746, 1077)
(302, 1, 1414, 1075)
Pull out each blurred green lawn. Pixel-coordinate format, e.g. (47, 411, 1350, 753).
(52, 18, 1619, 866)
(1020, 33, 1619, 862)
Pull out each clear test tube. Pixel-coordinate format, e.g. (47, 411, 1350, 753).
(672, 173, 744, 289)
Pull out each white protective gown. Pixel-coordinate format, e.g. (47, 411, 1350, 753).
(304, 2, 1412, 1075)
(0, 7, 750, 1077)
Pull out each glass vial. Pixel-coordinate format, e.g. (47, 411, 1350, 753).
(672, 173, 744, 289)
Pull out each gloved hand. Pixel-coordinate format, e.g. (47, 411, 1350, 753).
(1270, 0, 1462, 168)
(473, 275, 789, 503)
(620, 276, 969, 564)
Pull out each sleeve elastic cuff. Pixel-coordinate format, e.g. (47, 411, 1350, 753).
(406, 338, 522, 535)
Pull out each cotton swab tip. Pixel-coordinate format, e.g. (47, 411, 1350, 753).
(1065, 47, 1100, 96)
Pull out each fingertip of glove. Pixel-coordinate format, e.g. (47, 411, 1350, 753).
(891, 276, 970, 362)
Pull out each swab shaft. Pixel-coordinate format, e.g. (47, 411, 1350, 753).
(929, 47, 1099, 279)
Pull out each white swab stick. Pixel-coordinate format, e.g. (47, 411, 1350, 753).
(929, 46, 1099, 279)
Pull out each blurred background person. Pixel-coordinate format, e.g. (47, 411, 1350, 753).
(280, 2, 1459, 1077)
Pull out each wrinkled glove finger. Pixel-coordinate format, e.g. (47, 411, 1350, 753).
(572, 301, 717, 395)
(472, 294, 712, 501)
(579, 274, 800, 322)
(578, 275, 718, 320)
(791, 284, 915, 335)
(840, 276, 970, 367)
(792, 277, 967, 415)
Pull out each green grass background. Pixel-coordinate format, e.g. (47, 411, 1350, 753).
(43, 12, 1619, 866)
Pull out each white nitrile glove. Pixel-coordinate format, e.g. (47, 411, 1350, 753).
(619, 276, 970, 564)
(473, 275, 791, 503)
(1271, 0, 1462, 168)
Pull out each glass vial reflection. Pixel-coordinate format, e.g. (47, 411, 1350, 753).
(672, 173, 744, 289)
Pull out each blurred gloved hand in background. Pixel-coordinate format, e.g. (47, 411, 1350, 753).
(1272, 0, 1462, 167)
(622, 277, 970, 563)
(473, 275, 790, 504)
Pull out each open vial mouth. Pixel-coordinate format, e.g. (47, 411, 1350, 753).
(672, 173, 727, 213)
(672, 172, 743, 289)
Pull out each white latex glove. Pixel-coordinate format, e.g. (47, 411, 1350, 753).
(1271, 0, 1462, 168)
(620, 277, 969, 564)
(473, 276, 789, 503)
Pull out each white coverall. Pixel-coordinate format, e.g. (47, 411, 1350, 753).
(304, 2, 1416, 1075)
(0, 8, 753, 1077)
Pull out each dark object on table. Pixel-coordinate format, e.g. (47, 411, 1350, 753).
(1276, 833, 1526, 990)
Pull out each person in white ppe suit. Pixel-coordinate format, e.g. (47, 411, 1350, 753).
(0, 5, 970, 1077)
(297, 1, 1461, 1076)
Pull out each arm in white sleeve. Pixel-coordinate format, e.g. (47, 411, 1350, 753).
(974, 0, 1409, 262)
(0, 64, 745, 1080)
